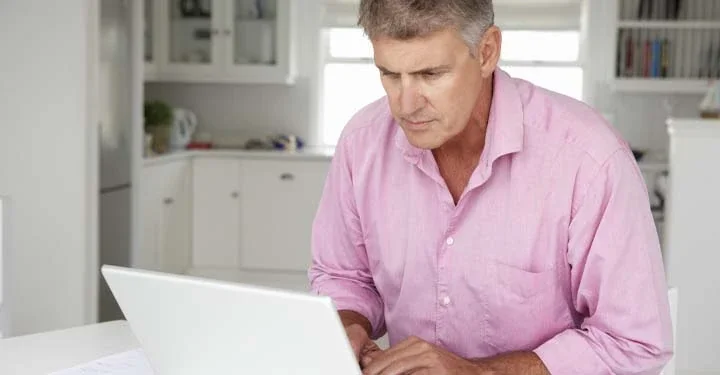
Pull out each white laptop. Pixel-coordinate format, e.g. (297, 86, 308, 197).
(101, 265, 362, 375)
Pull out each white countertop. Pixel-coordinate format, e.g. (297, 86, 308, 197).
(144, 147, 336, 166)
(667, 117, 720, 137)
(0, 320, 138, 375)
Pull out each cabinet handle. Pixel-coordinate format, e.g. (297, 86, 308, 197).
(280, 173, 295, 181)
(231, 192, 239, 198)
(163, 197, 174, 205)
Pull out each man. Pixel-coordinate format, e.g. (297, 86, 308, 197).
(309, 0, 674, 374)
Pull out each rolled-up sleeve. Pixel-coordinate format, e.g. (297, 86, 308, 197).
(534, 149, 674, 374)
(308, 131, 386, 339)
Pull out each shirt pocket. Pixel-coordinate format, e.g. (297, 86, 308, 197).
(481, 259, 571, 352)
(490, 260, 556, 300)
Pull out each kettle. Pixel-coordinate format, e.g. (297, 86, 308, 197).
(169, 108, 198, 151)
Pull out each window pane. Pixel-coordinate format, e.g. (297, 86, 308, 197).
(501, 66, 583, 101)
(500, 31, 579, 62)
(328, 28, 374, 59)
(322, 63, 386, 145)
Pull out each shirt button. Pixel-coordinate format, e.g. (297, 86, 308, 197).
(440, 296, 451, 306)
(446, 237, 454, 246)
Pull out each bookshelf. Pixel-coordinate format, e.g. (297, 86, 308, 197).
(612, 0, 720, 93)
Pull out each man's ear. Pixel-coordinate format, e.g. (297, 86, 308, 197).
(476, 25, 501, 78)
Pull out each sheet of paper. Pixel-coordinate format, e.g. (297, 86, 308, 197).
(49, 349, 154, 375)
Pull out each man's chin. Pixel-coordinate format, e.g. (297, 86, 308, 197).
(404, 133, 444, 150)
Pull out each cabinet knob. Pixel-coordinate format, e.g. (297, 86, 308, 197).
(223, 29, 232, 36)
(280, 173, 295, 181)
(163, 197, 174, 205)
(211, 28, 220, 36)
(231, 192, 239, 198)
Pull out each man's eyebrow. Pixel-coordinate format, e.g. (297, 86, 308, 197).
(376, 64, 451, 75)
(376, 65, 396, 74)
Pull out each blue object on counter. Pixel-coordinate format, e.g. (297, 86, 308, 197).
(270, 134, 305, 151)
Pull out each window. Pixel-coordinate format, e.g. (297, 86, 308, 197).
(320, 28, 583, 146)
(499, 30, 583, 101)
(321, 28, 385, 147)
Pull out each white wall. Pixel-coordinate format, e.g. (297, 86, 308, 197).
(145, 0, 324, 145)
(0, 0, 99, 336)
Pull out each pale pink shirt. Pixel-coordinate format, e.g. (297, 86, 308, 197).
(309, 69, 674, 374)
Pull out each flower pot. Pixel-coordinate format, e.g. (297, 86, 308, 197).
(144, 133, 154, 157)
(149, 125, 171, 154)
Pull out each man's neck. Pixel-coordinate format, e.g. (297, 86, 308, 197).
(433, 78, 493, 165)
(431, 79, 493, 203)
(432, 119, 487, 163)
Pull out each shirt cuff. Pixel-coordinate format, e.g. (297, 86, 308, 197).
(533, 329, 611, 375)
(312, 280, 386, 339)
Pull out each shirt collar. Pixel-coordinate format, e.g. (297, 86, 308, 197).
(394, 68, 525, 165)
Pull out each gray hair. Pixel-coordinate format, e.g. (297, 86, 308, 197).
(358, 0, 494, 53)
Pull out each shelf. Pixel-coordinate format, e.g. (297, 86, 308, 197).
(611, 78, 715, 93)
(618, 21, 720, 29)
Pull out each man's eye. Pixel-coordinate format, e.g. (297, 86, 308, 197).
(423, 71, 441, 78)
(382, 72, 399, 79)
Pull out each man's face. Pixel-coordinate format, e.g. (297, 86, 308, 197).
(372, 28, 498, 149)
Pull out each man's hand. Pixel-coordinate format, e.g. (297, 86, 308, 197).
(361, 336, 481, 375)
(339, 310, 383, 366)
(346, 323, 383, 362)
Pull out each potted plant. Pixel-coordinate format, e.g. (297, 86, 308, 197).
(144, 100, 173, 154)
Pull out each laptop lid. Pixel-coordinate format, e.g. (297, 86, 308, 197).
(101, 265, 361, 375)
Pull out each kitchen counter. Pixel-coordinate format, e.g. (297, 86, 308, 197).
(144, 147, 335, 166)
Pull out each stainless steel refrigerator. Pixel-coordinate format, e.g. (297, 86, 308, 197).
(98, 0, 134, 322)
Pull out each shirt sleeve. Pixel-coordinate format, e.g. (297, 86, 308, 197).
(533, 149, 674, 374)
(308, 131, 386, 339)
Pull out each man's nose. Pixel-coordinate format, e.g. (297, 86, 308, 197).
(398, 80, 425, 117)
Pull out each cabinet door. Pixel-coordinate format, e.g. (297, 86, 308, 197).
(156, 0, 225, 79)
(140, 166, 164, 270)
(238, 159, 330, 271)
(223, 0, 296, 83)
(141, 161, 191, 273)
(159, 164, 191, 274)
(192, 158, 242, 268)
(144, 0, 160, 80)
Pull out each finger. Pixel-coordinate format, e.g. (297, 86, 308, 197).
(372, 336, 422, 359)
(362, 340, 429, 375)
(375, 353, 431, 375)
(362, 341, 382, 355)
(360, 349, 382, 368)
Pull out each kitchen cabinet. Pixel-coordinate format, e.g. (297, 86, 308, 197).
(143, 153, 331, 293)
(144, 0, 158, 79)
(144, 0, 296, 84)
(239, 159, 329, 271)
(665, 118, 720, 374)
(191, 157, 243, 268)
(140, 160, 192, 274)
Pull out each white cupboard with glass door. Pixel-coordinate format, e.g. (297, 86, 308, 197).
(144, 0, 296, 84)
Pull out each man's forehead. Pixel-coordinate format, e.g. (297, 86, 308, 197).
(372, 31, 464, 70)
